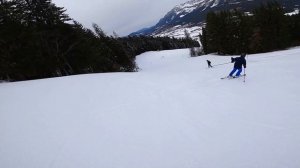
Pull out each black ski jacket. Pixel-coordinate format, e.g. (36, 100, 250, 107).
(231, 56, 246, 69)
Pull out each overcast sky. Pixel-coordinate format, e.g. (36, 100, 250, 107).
(52, 0, 188, 36)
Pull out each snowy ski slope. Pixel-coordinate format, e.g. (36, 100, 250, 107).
(1, 47, 300, 168)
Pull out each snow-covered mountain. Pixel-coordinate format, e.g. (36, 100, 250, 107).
(1, 47, 300, 168)
(130, 0, 299, 40)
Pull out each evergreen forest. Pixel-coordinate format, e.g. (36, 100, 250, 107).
(200, 2, 300, 55)
(0, 0, 198, 81)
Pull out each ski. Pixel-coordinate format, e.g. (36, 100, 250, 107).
(221, 74, 246, 80)
(221, 76, 230, 80)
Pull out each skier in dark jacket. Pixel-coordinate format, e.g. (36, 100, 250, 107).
(207, 60, 213, 68)
(228, 53, 246, 77)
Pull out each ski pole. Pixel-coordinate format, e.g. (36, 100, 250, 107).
(212, 62, 231, 67)
(243, 67, 246, 83)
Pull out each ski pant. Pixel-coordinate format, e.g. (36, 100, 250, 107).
(229, 68, 242, 77)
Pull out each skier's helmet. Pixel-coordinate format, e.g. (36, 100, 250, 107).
(241, 53, 246, 57)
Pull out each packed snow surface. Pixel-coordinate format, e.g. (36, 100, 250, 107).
(1, 48, 300, 168)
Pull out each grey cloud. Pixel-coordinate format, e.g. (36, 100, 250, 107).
(52, 0, 187, 36)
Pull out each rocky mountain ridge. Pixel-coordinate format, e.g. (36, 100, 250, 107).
(130, 0, 299, 40)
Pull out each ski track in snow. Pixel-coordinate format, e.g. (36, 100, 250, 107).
(1, 47, 300, 168)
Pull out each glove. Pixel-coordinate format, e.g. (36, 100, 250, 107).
(231, 57, 234, 63)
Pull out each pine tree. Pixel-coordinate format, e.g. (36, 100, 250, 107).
(287, 13, 300, 46)
(200, 27, 208, 54)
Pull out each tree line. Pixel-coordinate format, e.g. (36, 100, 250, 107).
(200, 2, 300, 55)
(0, 0, 199, 81)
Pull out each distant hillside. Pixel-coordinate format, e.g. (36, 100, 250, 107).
(130, 0, 299, 40)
